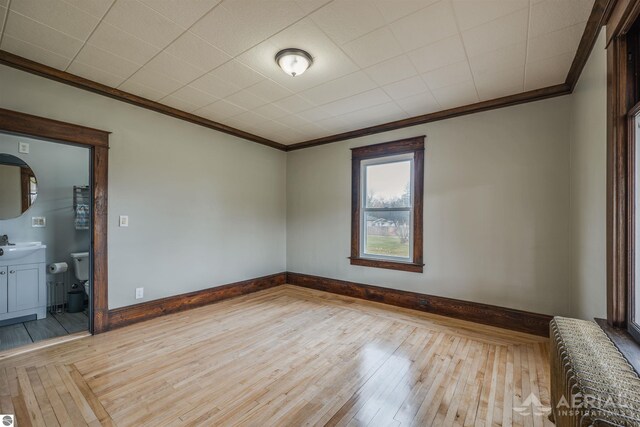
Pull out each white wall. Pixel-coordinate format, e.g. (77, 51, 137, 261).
(287, 97, 573, 316)
(0, 64, 287, 309)
(569, 32, 607, 320)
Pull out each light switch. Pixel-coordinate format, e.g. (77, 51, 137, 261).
(119, 215, 129, 227)
(32, 217, 45, 227)
(135, 287, 144, 299)
(19, 142, 29, 154)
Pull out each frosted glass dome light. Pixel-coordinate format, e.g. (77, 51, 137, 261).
(275, 48, 313, 77)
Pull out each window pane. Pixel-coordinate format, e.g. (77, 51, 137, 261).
(365, 160, 411, 208)
(636, 112, 640, 325)
(364, 211, 410, 258)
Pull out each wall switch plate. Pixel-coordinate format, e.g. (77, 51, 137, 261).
(31, 217, 46, 227)
(18, 142, 29, 154)
(119, 215, 129, 227)
(135, 287, 143, 299)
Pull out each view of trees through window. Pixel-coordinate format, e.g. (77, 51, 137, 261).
(364, 160, 412, 258)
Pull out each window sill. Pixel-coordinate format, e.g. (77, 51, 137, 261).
(595, 318, 640, 374)
(349, 257, 424, 273)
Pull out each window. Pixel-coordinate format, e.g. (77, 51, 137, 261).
(631, 105, 640, 341)
(350, 136, 424, 272)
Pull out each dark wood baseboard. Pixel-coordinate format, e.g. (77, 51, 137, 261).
(107, 272, 286, 330)
(286, 272, 552, 337)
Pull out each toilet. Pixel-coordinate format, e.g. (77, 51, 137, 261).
(70, 252, 90, 295)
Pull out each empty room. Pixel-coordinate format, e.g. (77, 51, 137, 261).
(0, 0, 638, 425)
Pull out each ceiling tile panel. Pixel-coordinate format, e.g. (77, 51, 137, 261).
(310, 0, 386, 45)
(244, 79, 294, 103)
(3, 11, 84, 60)
(408, 35, 467, 74)
(342, 27, 403, 68)
(364, 54, 418, 86)
(529, 0, 592, 37)
(144, 51, 206, 85)
(209, 60, 264, 90)
(375, 0, 436, 24)
(394, 90, 440, 116)
(118, 79, 166, 101)
(295, 0, 333, 14)
(0, 6, 6, 34)
(452, 0, 529, 31)
(527, 22, 586, 63)
(382, 75, 430, 100)
(0, 34, 71, 69)
(253, 103, 291, 120)
(10, 0, 100, 40)
(296, 106, 333, 122)
(469, 42, 526, 81)
(321, 88, 391, 116)
(87, 21, 160, 65)
(272, 95, 316, 114)
(123, 66, 184, 97)
(191, 0, 305, 56)
(299, 71, 377, 105)
(195, 99, 247, 120)
(225, 89, 269, 110)
(164, 32, 232, 72)
(524, 52, 574, 90)
(461, 8, 528, 57)
(102, 0, 183, 49)
(60, 0, 114, 19)
(474, 66, 524, 100)
(390, 1, 458, 52)
(431, 80, 479, 109)
(67, 61, 126, 87)
(169, 85, 219, 110)
(340, 101, 408, 128)
(71, 44, 139, 82)
(422, 60, 473, 91)
(160, 94, 202, 113)
(138, 0, 221, 28)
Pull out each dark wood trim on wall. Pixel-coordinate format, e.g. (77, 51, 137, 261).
(0, 51, 286, 151)
(108, 272, 286, 330)
(566, 0, 616, 91)
(286, 272, 552, 337)
(0, 108, 110, 334)
(285, 84, 572, 151)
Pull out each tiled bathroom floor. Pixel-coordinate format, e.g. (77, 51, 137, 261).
(0, 311, 88, 352)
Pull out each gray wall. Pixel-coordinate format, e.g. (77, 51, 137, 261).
(0, 133, 90, 281)
(0, 64, 287, 309)
(569, 32, 607, 320)
(287, 96, 573, 316)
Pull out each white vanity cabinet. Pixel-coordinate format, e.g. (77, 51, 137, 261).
(0, 245, 46, 321)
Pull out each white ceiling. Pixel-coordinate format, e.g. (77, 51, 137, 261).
(0, 0, 594, 145)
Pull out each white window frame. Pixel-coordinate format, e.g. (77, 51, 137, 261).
(360, 152, 415, 262)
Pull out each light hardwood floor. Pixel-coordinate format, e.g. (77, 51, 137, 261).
(0, 285, 552, 426)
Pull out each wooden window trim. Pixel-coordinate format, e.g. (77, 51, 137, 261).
(0, 107, 110, 334)
(350, 136, 425, 273)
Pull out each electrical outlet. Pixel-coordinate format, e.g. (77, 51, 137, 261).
(31, 217, 46, 227)
(19, 142, 29, 154)
(119, 215, 129, 227)
(135, 287, 144, 299)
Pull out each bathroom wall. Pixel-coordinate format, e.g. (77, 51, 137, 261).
(569, 32, 607, 321)
(287, 96, 573, 316)
(0, 64, 287, 309)
(0, 132, 90, 286)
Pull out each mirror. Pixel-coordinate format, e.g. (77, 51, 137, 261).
(0, 154, 38, 220)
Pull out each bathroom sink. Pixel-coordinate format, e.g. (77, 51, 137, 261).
(0, 242, 46, 261)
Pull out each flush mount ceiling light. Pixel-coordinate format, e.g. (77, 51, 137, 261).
(275, 48, 313, 77)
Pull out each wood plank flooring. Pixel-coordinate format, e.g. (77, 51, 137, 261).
(0, 285, 552, 426)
